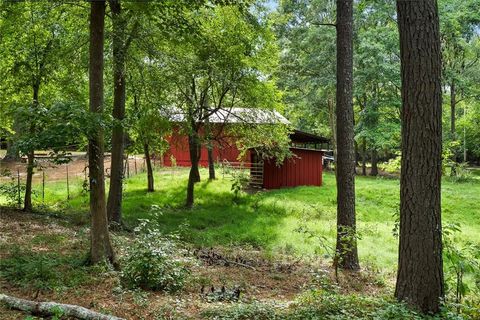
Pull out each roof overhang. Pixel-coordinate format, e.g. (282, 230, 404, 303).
(290, 130, 329, 144)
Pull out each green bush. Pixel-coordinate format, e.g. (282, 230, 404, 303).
(0, 174, 26, 207)
(379, 152, 401, 174)
(120, 221, 189, 292)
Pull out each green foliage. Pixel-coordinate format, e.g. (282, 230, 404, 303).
(0, 175, 25, 207)
(202, 302, 278, 320)
(443, 223, 480, 310)
(230, 168, 250, 202)
(0, 247, 93, 292)
(120, 220, 190, 292)
(379, 152, 401, 174)
(201, 290, 474, 320)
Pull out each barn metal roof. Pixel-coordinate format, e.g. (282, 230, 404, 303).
(167, 107, 291, 125)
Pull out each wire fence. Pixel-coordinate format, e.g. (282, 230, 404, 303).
(0, 155, 166, 208)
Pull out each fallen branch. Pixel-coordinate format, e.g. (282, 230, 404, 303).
(0, 293, 125, 320)
(224, 259, 256, 271)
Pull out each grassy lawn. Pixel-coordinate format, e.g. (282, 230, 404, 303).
(4, 166, 479, 271)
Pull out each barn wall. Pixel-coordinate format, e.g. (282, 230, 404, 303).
(162, 126, 247, 167)
(263, 148, 323, 189)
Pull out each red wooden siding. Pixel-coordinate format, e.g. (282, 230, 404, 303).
(163, 126, 247, 167)
(263, 148, 323, 189)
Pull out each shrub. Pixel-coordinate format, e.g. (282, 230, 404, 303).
(120, 221, 189, 292)
(379, 152, 401, 174)
(0, 173, 26, 207)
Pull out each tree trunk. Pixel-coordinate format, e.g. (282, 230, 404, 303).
(395, 0, 444, 314)
(361, 138, 367, 176)
(106, 0, 127, 224)
(207, 135, 216, 180)
(334, 0, 359, 271)
(88, 0, 117, 267)
(195, 146, 201, 183)
(186, 133, 200, 208)
(207, 145, 215, 180)
(144, 143, 154, 192)
(370, 149, 378, 176)
(23, 150, 34, 211)
(23, 84, 39, 212)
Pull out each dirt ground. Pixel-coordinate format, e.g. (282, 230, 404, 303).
(0, 209, 388, 320)
(0, 154, 152, 183)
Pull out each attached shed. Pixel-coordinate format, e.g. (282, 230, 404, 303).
(256, 130, 328, 189)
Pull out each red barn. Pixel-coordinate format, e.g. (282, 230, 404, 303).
(162, 108, 329, 189)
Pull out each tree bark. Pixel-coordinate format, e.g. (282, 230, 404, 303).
(144, 143, 154, 192)
(370, 149, 378, 176)
(207, 143, 215, 180)
(334, 0, 359, 271)
(88, 0, 117, 267)
(23, 83, 40, 212)
(107, 0, 127, 224)
(395, 0, 444, 313)
(186, 133, 200, 208)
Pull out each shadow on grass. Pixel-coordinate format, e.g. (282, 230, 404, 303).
(120, 178, 293, 249)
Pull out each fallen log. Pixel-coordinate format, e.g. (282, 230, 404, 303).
(0, 293, 125, 320)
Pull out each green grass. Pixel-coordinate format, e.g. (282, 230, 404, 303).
(2, 167, 480, 271)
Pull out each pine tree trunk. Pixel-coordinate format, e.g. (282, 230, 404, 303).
(395, 0, 444, 313)
(370, 149, 378, 176)
(107, 0, 127, 224)
(334, 0, 359, 271)
(88, 0, 117, 267)
(144, 143, 154, 192)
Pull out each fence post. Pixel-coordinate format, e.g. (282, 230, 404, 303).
(66, 165, 70, 200)
(17, 168, 21, 209)
(134, 157, 137, 175)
